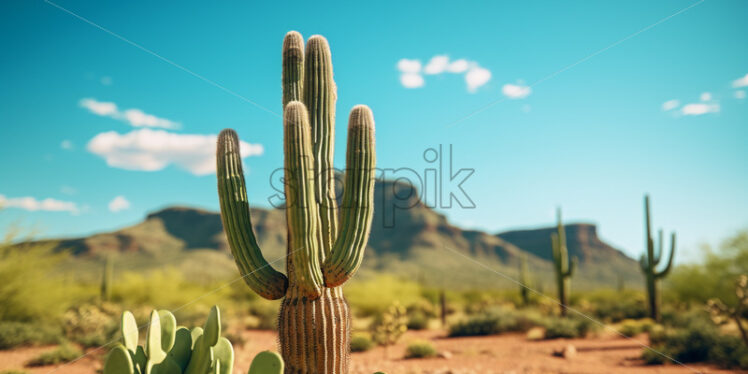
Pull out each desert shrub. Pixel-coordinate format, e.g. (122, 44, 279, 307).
(248, 301, 280, 330)
(0, 239, 73, 323)
(1, 370, 29, 374)
(404, 340, 437, 359)
(371, 302, 408, 351)
(26, 343, 82, 366)
(644, 320, 748, 369)
(618, 318, 655, 337)
(407, 310, 430, 330)
(345, 275, 423, 317)
(350, 333, 374, 352)
(0, 322, 62, 349)
(542, 316, 595, 339)
(62, 304, 119, 347)
(114, 268, 231, 311)
(448, 307, 543, 337)
(581, 289, 647, 322)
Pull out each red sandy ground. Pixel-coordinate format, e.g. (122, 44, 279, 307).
(1, 330, 741, 374)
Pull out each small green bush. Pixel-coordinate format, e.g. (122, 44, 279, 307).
(350, 333, 374, 352)
(448, 307, 544, 337)
(62, 304, 119, 347)
(26, 343, 83, 367)
(618, 318, 655, 337)
(0, 322, 62, 349)
(406, 310, 430, 330)
(542, 316, 594, 339)
(644, 320, 748, 369)
(404, 340, 437, 359)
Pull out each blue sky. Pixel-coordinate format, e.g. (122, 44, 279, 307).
(1, 0, 746, 262)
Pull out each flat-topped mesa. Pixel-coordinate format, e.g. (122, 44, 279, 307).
(216, 31, 376, 374)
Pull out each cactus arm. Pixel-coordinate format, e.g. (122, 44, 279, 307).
(322, 106, 376, 287)
(282, 31, 304, 107)
(654, 229, 663, 265)
(565, 256, 577, 277)
(217, 130, 289, 300)
(283, 102, 325, 298)
(639, 254, 649, 272)
(656, 232, 676, 278)
(304, 35, 339, 255)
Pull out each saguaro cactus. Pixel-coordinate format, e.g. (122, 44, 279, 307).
(217, 31, 375, 373)
(551, 208, 575, 316)
(639, 195, 675, 322)
(101, 254, 113, 302)
(518, 253, 530, 306)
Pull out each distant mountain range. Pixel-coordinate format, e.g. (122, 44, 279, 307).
(35, 179, 643, 290)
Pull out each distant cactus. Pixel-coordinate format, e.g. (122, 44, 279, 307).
(216, 31, 375, 373)
(551, 208, 575, 316)
(707, 274, 748, 346)
(103, 305, 232, 374)
(101, 254, 113, 302)
(439, 289, 447, 328)
(519, 253, 530, 306)
(639, 195, 676, 322)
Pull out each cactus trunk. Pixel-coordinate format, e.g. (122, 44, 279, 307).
(101, 254, 113, 302)
(639, 195, 675, 322)
(551, 208, 575, 317)
(278, 288, 351, 373)
(217, 31, 375, 374)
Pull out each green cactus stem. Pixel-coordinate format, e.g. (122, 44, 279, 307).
(551, 207, 575, 317)
(639, 195, 676, 322)
(217, 32, 376, 374)
(101, 254, 113, 302)
(519, 253, 530, 306)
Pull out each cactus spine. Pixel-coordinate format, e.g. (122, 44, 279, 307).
(551, 208, 575, 316)
(639, 195, 675, 322)
(217, 31, 375, 373)
(519, 253, 530, 306)
(101, 254, 113, 302)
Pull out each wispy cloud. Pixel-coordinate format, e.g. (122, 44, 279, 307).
(100, 76, 112, 86)
(732, 73, 748, 88)
(87, 129, 264, 176)
(108, 196, 130, 212)
(501, 83, 532, 99)
(80, 98, 180, 129)
(0, 194, 78, 214)
(60, 140, 74, 150)
(397, 55, 491, 92)
(681, 103, 720, 116)
(736, 90, 746, 99)
(662, 99, 680, 111)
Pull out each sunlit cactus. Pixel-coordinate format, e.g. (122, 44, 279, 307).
(551, 207, 575, 317)
(103, 305, 233, 374)
(639, 195, 676, 322)
(216, 31, 375, 373)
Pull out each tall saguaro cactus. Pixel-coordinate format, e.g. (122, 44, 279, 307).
(640, 195, 676, 322)
(518, 253, 530, 306)
(101, 254, 113, 302)
(217, 31, 375, 373)
(551, 208, 575, 316)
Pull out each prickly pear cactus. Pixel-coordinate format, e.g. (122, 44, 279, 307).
(248, 351, 284, 374)
(217, 31, 376, 373)
(103, 305, 233, 374)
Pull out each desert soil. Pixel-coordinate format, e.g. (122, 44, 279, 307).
(0, 330, 741, 374)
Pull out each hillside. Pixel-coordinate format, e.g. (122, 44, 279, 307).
(37, 178, 642, 289)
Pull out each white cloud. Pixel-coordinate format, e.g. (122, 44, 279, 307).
(397, 59, 421, 74)
(700, 92, 712, 101)
(100, 76, 112, 86)
(397, 56, 490, 92)
(424, 55, 449, 75)
(732, 73, 748, 88)
(0, 194, 78, 214)
(400, 73, 424, 88)
(447, 59, 469, 73)
(60, 140, 73, 150)
(522, 104, 532, 113)
(501, 83, 532, 99)
(87, 128, 264, 176)
(108, 196, 131, 212)
(465, 66, 492, 93)
(60, 186, 77, 195)
(80, 98, 180, 129)
(735, 90, 746, 99)
(681, 103, 720, 116)
(662, 99, 680, 111)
